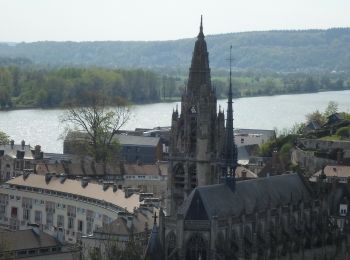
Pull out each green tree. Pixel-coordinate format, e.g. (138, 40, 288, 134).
(336, 126, 350, 139)
(324, 101, 339, 117)
(306, 110, 326, 126)
(0, 130, 10, 145)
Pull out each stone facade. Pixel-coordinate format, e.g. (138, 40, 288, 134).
(167, 17, 225, 215)
(159, 18, 350, 260)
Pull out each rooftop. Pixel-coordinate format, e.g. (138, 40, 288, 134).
(5, 174, 139, 213)
(314, 165, 350, 178)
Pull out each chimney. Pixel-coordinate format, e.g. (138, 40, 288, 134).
(45, 173, 53, 184)
(10, 140, 14, 149)
(34, 145, 42, 160)
(21, 140, 25, 150)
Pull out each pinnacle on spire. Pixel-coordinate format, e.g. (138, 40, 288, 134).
(153, 211, 158, 225)
(198, 15, 204, 39)
(224, 45, 237, 191)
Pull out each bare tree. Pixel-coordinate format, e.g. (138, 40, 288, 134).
(61, 91, 131, 163)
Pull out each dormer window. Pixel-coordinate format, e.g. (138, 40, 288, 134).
(340, 203, 348, 216)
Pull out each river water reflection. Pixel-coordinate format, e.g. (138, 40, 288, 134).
(0, 90, 349, 153)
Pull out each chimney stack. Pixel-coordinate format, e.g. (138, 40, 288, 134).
(34, 145, 42, 160)
(21, 140, 25, 150)
(10, 140, 14, 149)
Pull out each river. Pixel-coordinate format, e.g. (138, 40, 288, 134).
(0, 90, 349, 153)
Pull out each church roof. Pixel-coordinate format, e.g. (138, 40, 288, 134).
(143, 213, 163, 260)
(179, 173, 313, 219)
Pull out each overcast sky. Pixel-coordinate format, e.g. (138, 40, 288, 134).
(1, 0, 349, 42)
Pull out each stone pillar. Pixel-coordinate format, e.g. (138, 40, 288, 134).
(211, 216, 218, 259)
(176, 213, 185, 259)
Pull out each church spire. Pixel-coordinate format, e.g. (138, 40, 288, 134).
(224, 45, 237, 191)
(187, 15, 211, 95)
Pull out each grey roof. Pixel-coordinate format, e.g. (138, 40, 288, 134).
(179, 173, 313, 219)
(0, 143, 34, 159)
(43, 153, 80, 163)
(143, 223, 163, 260)
(116, 134, 160, 147)
(95, 208, 155, 236)
(0, 229, 59, 251)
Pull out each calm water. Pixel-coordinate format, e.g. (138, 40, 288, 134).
(0, 90, 349, 153)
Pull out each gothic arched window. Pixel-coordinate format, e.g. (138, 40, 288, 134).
(186, 233, 207, 260)
(189, 164, 197, 189)
(167, 232, 176, 257)
(173, 163, 185, 189)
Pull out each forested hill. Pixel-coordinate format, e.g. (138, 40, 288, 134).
(0, 28, 350, 72)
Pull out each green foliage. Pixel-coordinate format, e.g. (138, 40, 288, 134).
(0, 130, 10, 145)
(324, 101, 339, 117)
(336, 126, 350, 139)
(0, 67, 169, 109)
(1, 28, 350, 71)
(306, 110, 326, 125)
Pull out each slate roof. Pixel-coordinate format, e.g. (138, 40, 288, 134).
(143, 220, 163, 260)
(116, 134, 160, 147)
(179, 173, 312, 219)
(0, 228, 59, 251)
(123, 162, 168, 177)
(95, 208, 156, 236)
(0, 143, 33, 159)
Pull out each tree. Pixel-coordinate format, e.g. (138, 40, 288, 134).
(306, 110, 326, 126)
(61, 91, 131, 163)
(0, 130, 10, 145)
(324, 101, 339, 117)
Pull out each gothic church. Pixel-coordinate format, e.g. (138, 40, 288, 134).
(150, 17, 350, 260)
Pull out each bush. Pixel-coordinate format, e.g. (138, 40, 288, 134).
(336, 126, 350, 139)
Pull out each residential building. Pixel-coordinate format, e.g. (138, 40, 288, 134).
(234, 128, 276, 147)
(63, 132, 163, 164)
(0, 141, 43, 182)
(0, 227, 78, 260)
(0, 174, 140, 243)
(81, 208, 156, 260)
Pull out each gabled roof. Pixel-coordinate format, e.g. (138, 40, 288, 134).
(179, 173, 312, 219)
(0, 144, 33, 159)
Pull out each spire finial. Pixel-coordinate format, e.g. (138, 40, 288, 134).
(198, 15, 204, 38)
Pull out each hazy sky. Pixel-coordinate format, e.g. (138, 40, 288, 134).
(1, 0, 349, 42)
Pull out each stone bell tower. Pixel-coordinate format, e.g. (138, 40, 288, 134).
(167, 16, 225, 215)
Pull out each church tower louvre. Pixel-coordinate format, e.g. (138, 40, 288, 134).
(168, 16, 225, 215)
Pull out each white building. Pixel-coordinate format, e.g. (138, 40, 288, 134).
(0, 174, 140, 243)
(0, 141, 43, 182)
(234, 128, 276, 147)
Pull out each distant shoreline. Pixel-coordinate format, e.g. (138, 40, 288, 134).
(1, 88, 349, 112)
